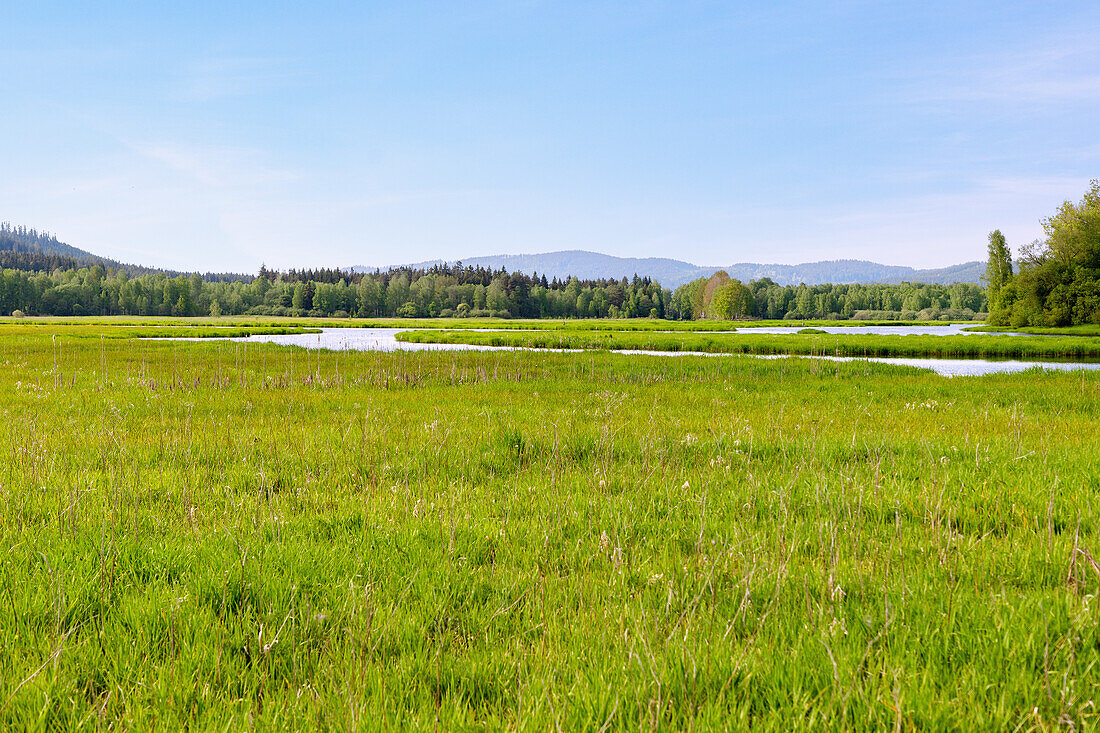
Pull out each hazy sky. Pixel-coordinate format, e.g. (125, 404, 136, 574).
(2, 1, 1097, 273)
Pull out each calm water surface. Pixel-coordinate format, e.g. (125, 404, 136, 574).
(222, 327, 1100, 378)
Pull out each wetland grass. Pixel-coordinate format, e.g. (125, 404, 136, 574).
(396, 327, 1100, 360)
(0, 325, 1098, 729)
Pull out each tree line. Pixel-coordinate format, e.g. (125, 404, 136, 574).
(2, 256, 987, 321)
(0, 263, 672, 319)
(985, 180, 1100, 326)
(1, 223, 990, 320)
(669, 273, 986, 321)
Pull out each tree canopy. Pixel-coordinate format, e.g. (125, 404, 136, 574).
(984, 230, 1012, 312)
(670, 272, 986, 322)
(989, 180, 1100, 326)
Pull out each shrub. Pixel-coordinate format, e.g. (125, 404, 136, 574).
(11, 309, 25, 318)
(917, 307, 940, 321)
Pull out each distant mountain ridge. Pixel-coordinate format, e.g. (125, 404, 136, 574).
(353, 250, 984, 288)
(1, 223, 985, 288)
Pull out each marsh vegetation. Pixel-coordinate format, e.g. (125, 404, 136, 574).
(395, 327, 1100, 360)
(1, 323, 1098, 729)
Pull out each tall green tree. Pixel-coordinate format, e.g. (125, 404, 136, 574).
(996, 180, 1100, 326)
(984, 229, 1013, 312)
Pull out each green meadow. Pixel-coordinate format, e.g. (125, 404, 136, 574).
(1, 323, 1099, 730)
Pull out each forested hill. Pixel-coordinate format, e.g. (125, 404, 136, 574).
(0, 222, 249, 282)
(0, 223, 99, 260)
(354, 250, 984, 288)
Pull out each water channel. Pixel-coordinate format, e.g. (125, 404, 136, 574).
(203, 327, 1100, 378)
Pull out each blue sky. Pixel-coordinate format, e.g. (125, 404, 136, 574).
(2, 1, 1097, 273)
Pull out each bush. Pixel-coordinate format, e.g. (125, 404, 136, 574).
(333, 310, 349, 319)
(917, 307, 940, 321)
(439, 308, 455, 318)
(11, 309, 25, 318)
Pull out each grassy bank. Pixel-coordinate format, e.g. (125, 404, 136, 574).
(395, 328, 1100, 360)
(966, 324, 1100, 337)
(1, 326, 1098, 729)
(0, 323, 319, 339)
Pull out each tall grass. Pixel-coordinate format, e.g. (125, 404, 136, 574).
(0, 324, 318, 339)
(0, 327, 1097, 729)
(966, 324, 1100, 337)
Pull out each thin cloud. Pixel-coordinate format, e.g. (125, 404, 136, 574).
(168, 55, 304, 103)
(128, 141, 298, 188)
(893, 31, 1100, 105)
